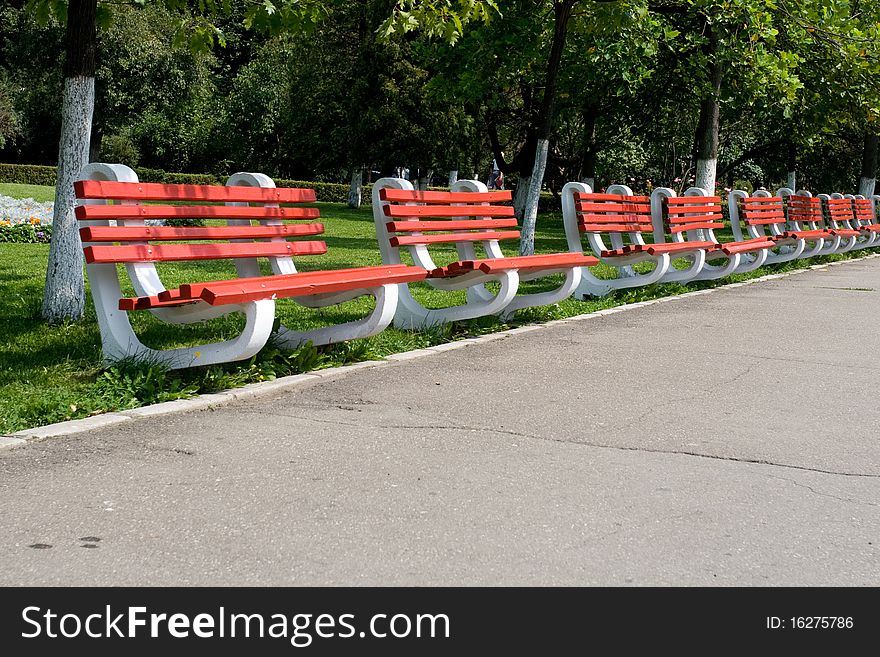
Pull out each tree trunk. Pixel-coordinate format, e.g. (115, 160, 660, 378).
(420, 169, 433, 191)
(519, 0, 574, 255)
(513, 174, 531, 223)
(448, 170, 458, 187)
(42, 0, 97, 324)
(693, 22, 721, 194)
(519, 139, 549, 256)
(580, 105, 598, 190)
(786, 141, 797, 190)
(348, 167, 363, 208)
(858, 133, 878, 198)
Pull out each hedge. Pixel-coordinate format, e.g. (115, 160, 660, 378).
(0, 164, 58, 186)
(0, 164, 366, 203)
(0, 162, 561, 212)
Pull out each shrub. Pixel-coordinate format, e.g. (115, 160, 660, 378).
(100, 134, 140, 169)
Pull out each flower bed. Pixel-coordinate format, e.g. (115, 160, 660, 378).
(0, 194, 54, 243)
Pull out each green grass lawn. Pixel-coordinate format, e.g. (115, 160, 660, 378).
(0, 183, 56, 203)
(0, 194, 864, 434)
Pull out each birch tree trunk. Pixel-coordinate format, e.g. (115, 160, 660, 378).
(858, 133, 878, 198)
(517, 0, 574, 256)
(513, 174, 531, 223)
(42, 0, 97, 324)
(519, 139, 549, 256)
(348, 167, 363, 208)
(693, 22, 721, 194)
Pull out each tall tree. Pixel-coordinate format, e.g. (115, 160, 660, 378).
(29, 0, 498, 323)
(41, 0, 96, 324)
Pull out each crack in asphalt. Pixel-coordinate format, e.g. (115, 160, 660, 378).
(245, 410, 880, 480)
(700, 349, 874, 371)
(765, 474, 880, 508)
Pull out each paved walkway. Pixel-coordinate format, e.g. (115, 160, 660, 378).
(2, 258, 879, 585)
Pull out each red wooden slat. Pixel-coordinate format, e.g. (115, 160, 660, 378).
(716, 239, 775, 255)
(632, 241, 715, 254)
(390, 231, 521, 247)
(742, 197, 784, 205)
(669, 222, 725, 233)
(574, 193, 651, 203)
(75, 180, 317, 203)
(745, 216, 786, 225)
(580, 213, 653, 224)
(379, 188, 511, 203)
(665, 206, 723, 218)
(665, 212, 723, 223)
(741, 207, 785, 217)
(79, 224, 325, 242)
(443, 252, 599, 275)
(581, 223, 652, 233)
(168, 264, 420, 301)
(575, 201, 651, 213)
(118, 290, 201, 311)
(198, 266, 430, 305)
(781, 229, 832, 239)
(830, 229, 860, 237)
(665, 196, 721, 205)
(75, 205, 320, 220)
(383, 204, 515, 218)
(83, 240, 327, 264)
(386, 219, 518, 232)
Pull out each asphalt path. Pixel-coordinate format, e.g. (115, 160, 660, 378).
(2, 258, 879, 585)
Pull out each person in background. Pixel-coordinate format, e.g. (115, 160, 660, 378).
(488, 154, 504, 190)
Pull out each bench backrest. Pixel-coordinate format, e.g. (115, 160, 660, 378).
(785, 194, 824, 229)
(660, 192, 725, 243)
(851, 197, 875, 227)
(76, 177, 324, 288)
(823, 195, 855, 228)
(728, 191, 787, 241)
(559, 182, 657, 255)
(373, 178, 517, 269)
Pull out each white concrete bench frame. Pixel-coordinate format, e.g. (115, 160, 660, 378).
(649, 186, 774, 281)
(371, 177, 596, 327)
(727, 189, 804, 264)
(78, 163, 427, 369)
(561, 182, 711, 299)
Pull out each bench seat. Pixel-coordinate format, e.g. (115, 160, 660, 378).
(600, 241, 716, 257)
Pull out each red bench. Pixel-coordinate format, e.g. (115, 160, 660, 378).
(850, 196, 880, 247)
(76, 164, 427, 369)
(653, 188, 775, 280)
(783, 193, 841, 256)
(822, 194, 864, 252)
(727, 191, 805, 263)
(372, 177, 597, 326)
(561, 182, 709, 297)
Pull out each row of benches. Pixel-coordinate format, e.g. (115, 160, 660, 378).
(74, 163, 879, 369)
